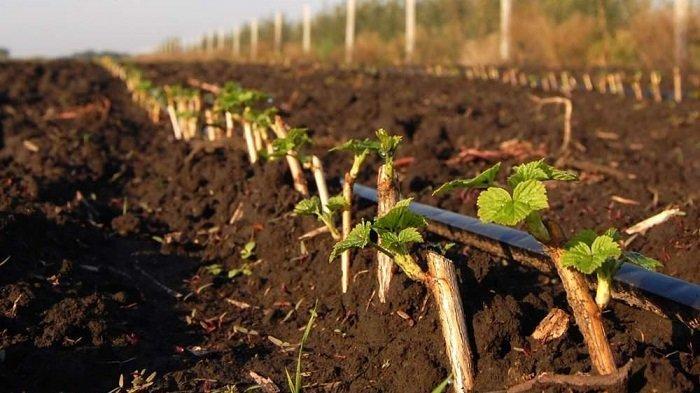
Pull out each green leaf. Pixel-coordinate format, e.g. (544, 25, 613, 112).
(376, 128, 402, 161)
(240, 241, 256, 260)
(331, 138, 380, 155)
(294, 197, 322, 217)
(431, 375, 452, 393)
(228, 263, 253, 278)
(329, 221, 372, 262)
(622, 251, 662, 271)
(204, 264, 223, 276)
(285, 368, 295, 393)
(380, 227, 424, 256)
(603, 227, 621, 242)
(565, 229, 598, 248)
(477, 180, 548, 226)
(270, 128, 311, 159)
(562, 235, 622, 274)
(374, 198, 427, 233)
(327, 195, 348, 212)
(433, 162, 501, 195)
(398, 227, 424, 244)
(508, 159, 578, 187)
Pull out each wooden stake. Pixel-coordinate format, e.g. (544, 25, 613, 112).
(500, 0, 512, 63)
(250, 18, 258, 61)
(302, 4, 312, 54)
(405, 0, 416, 63)
(377, 164, 397, 303)
(547, 247, 617, 375)
(674, 0, 689, 70)
(345, 0, 356, 63)
(233, 27, 241, 58)
(427, 252, 476, 392)
(274, 11, 283, 55)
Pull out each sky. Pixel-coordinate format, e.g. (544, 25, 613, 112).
(0, 0, 342, 58)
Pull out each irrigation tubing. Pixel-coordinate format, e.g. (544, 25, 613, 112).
(352, 183, 700, 311)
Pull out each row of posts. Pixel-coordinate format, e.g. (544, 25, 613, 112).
(164, 0, 692, 74)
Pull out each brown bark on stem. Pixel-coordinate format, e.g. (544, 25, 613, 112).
(547, 247, 617, 375)
(204, 110, 216, 141)
(243, 121, 258, 164)
(341, 172, 354, 293)
(651, 72, 662, 103)
(166, 105, 183, 140)
(376, 164, 397, 303)
(272, 117, 309, 196)
(427, 252, 475, 392)
(252, 125, 263, 153)
(225, 111, 234, 138)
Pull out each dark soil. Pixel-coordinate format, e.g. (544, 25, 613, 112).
(0, 60, 697, 392)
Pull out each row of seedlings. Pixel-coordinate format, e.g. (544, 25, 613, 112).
(101, 59, 664, 392)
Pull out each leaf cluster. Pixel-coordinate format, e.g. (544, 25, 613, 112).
(329, 198, 426, 262)
(434, 160, 577, 228)
(294, 195, 347, 232)
(215, 82, 269, 113)
(562, 228, 662, 276)
(164, 84, 198, 100)
(268, 128, 311, 159)
(375, 128, 402, 164)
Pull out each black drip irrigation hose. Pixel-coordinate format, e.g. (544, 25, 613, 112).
(352, 183, 700, 311)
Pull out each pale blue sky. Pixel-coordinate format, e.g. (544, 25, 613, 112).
(0, 0, 341, 58)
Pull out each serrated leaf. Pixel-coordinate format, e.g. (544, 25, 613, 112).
(270, 128, 311, 159)
(398, 227, 424, 244)
(477, 180, 548, 226)
(329, 221, 372, 262)
(374, 198, 427, 232)
(603, 227, 621, 242)
(294, 197, 321, 216)
(508, 159, 578, 187)
(376, 128, 402, 160)
(622, 251, 662, 271)
(332, 138, 380, 155)
(562, 235, 622, 274)
(433, 162, 501, 195)
(565, 229, 598, 248)
(327, 195, 348, 212)
(240, 241, 256, 260)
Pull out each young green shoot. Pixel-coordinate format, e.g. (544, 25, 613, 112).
(294, 195, 346, 241)
(330, 198, 429, 283)
(331, 137, 382, 293)
(285, 303, 318, 393)
(434, 159, 624, 375)
(435, 159, 576, 242)
(240, 241, 256, 260)
(562, 228, 662, 309)
(266, 124, 310, 196)
(374, 129, 403, 302)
